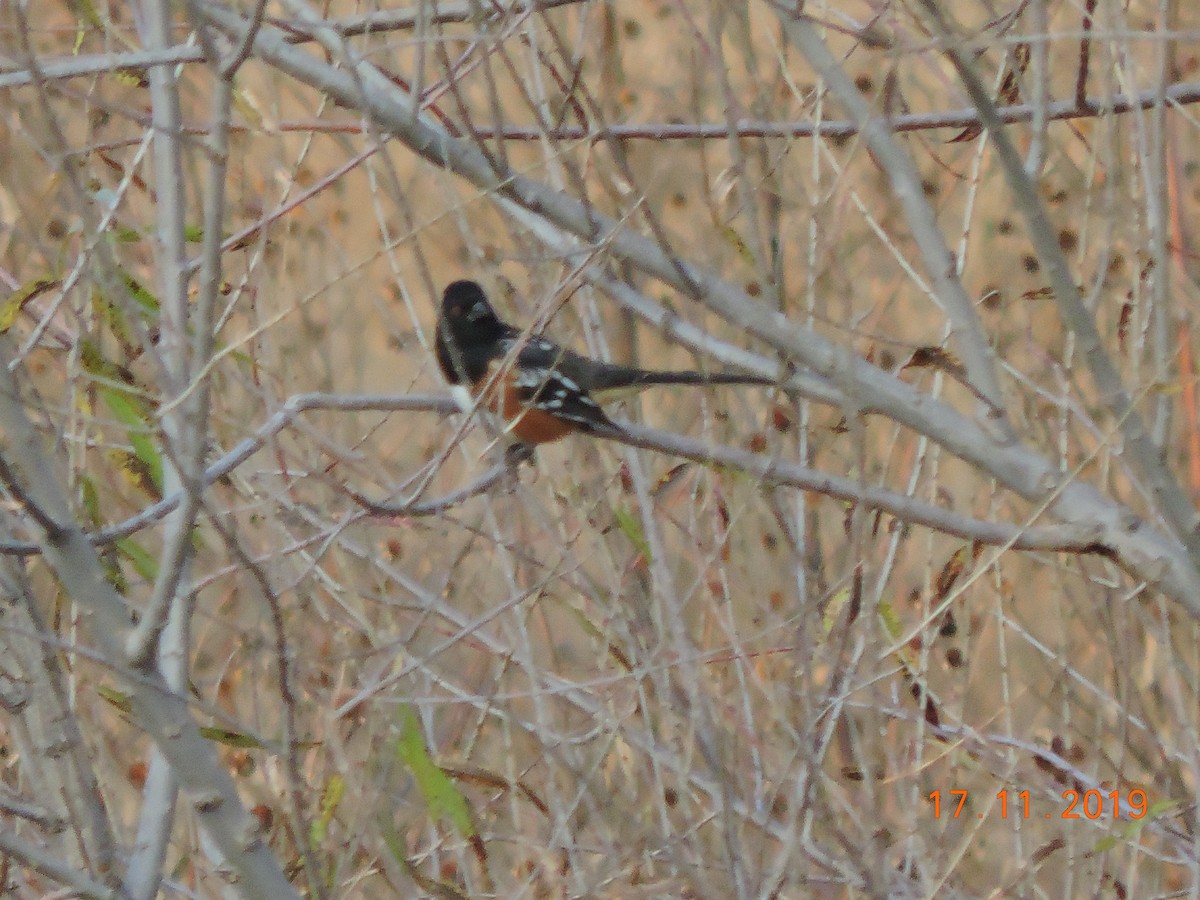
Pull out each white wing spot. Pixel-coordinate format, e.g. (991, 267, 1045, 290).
(515, 368, 550, 388)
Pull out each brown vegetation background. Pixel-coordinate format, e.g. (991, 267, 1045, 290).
(2, 1, 1200, 897)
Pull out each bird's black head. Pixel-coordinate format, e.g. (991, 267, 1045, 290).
(441, 280, 502, 330)
(436, 280, 508, 385)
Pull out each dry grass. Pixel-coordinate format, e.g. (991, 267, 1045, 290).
(2, 1, 1200, 897)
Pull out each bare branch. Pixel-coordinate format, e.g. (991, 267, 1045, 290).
(0, 394, 452, 556)
(0, 828, 124, 900)
(918, 0, 1200, 574)
(0, 339, 298, 898)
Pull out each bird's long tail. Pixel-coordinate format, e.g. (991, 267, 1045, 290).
(588, 367, 777, 393)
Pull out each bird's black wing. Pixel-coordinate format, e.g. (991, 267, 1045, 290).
(507, 364, 625, 435)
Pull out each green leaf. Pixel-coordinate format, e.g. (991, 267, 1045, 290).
(311, 774, 345, 845)
(1148, 799, 1178, 817)
(199, 726, 265, 750)
(79, 476, 102, 526)
(1116, 798, 1181, 842)
(113, 69, 149, 88)
(877, 598, 904, 641)
(822, 586, 850, 634)
(88, 296, 139, 359)
(0, 278, 59, 333)
(612, 506, 651, 563)
(66, 0, 105, 32)
(79, 339, 125, 385)
(379, 820, 406, 867)
(116, 537, 158, 581)
(91, 270, 159, 356)
(720, 224, 756, 267)
(97, 684, 133, 715)
(121, 272, 160, 315)
(100, 388, 162, 494)
(106, 449, 161, 501)
(98, 385, 156, 457)
(379, 819, 470, 899)
(395, 707, 476, 839)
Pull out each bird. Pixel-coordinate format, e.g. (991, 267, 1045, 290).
(435, 280, 775, 446)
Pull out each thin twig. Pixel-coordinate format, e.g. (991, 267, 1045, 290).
(0, 829, 124, 900)
(200, 504, 327, 900)
(0, 337, 298, 897)
(920, 0, 1200, 572)
(7, 47, 1199, 139)
(93, 3, 1200, 612)
(126, 0, 201, 669)
(1075, 0, 1098, 111)
(346, 446, 531, 517)
(0, 394, 455, 556)
(776, 8, 1011, 429)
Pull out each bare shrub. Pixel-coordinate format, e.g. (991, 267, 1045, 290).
(1, 1, 1198, 896)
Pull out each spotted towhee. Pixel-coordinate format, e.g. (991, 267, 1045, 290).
(435, 280, 775, 445)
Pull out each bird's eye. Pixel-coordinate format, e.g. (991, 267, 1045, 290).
(467, 302, 489, 321)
